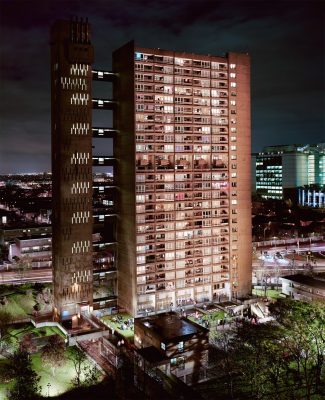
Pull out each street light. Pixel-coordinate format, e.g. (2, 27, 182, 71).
(47, 383, 51, 397)
(272, 236, 277, 248)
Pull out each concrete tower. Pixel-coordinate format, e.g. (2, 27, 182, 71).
(51, 19, 94, 321)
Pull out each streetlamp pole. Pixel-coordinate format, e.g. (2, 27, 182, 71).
(263, 227, 267, 243)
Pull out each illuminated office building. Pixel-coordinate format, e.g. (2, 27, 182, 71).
(253, 143, 325, 200)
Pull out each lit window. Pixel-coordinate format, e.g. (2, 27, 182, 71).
(230, 64, 236, 69)
(230, 82, 236, 87)
(135, 52, 143, 60)
(177, 341, 184, 352)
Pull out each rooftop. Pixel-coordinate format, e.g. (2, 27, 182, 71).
(135, 312, 207, 342)
(282, 274, 325, 290)
(16, 234, 52, 241)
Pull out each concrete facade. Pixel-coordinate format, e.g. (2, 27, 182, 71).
(50, 20, 252, 319)
(114, 44, 252, 316)
(134, 312, 209, 385)
(51, 19, 94, 319)
(281, 274, 325, 302)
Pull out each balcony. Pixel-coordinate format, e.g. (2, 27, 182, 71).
(136, 159, 154, 170)
(145, 276, 155, 284)
(156, 273, 166, 281)
(194, 159, 209, 169)
(175, 158, 191, 169)
(156, 158, 174, 170)
(145, 285, 156, 293)
(212, 161, 228, 169)
(185, 269, 193, 277)
(145, 255, 155, 264)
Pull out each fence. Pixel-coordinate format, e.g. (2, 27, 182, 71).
(253, 235, 323, 248)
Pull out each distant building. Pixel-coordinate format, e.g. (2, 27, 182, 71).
(297, 186, 325, 208)
(0, 225, 52, 246)
(9, 234, 52, 269)
(281, 274, 325, 302)
(134, 312, 209, 389)
(252, 143, 325, 201)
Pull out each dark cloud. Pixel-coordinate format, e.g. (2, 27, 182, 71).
(0, 0, 324, 172)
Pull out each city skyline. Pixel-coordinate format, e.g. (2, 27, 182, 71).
(0, 0, 324, 173)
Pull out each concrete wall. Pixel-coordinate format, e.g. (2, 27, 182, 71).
(113, 42, 137, 316)
(228, 52, 252, 297)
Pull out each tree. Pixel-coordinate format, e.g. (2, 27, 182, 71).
(0, 310, 13, 355)
(7, 350, 40, 400)
(234, 323, 279, 399)
(69, 346, 99, 388)
(209, 329, 237, 399)
(269, 298, 325, 398)
(19, 333, 37, 354)
(40, 334, 65, 376)
(13, 255, 32, 280)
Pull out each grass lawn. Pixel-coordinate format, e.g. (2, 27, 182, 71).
(8, 323, 66, 348)
(252, 288, 282, 299)
(0, 347, 99, 398)
(203, 310, 225, 320)
(33, 349, 77, 397)
(0, 283, 53, 320)
(9, 325, 65, 338)
(0, 293, 35, 319)
(100, 313, 134, 340)
(187, 310, 226, 328)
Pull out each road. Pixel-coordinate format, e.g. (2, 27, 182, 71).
(0, 268, 52, 284)
(0, 242, 324, 285)
(253, 241, 325, 285)
(253, 241, 325, 268)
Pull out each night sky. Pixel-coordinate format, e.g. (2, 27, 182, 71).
(0, 0, 324, 173)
